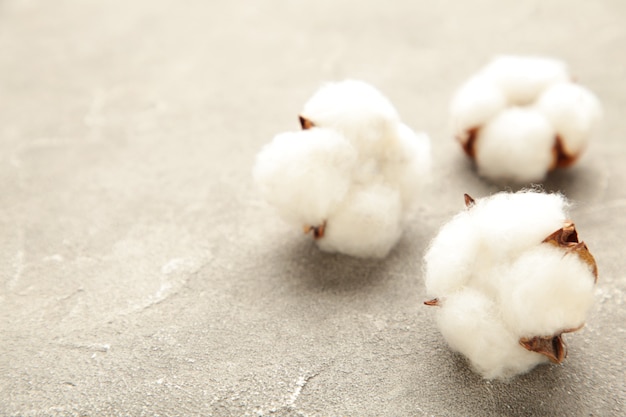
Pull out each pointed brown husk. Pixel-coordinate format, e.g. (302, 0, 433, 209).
(550, 135, 580, 170)
(542, 221, 598, 282)
(303, 221, 326, 240)
(299, 115, 315, 130)
(519, 334, 567, 363)
(424, 298, 440, 307)
(457, 127, 480, 159)
(464, 193, 476, 209)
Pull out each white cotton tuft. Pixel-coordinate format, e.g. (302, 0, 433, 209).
(438, 289, 548, 380)
(423, 190, 597, 379)
(536, 82, 603, 156)
(317, 184, 403, 259)
(469, 188, 567, 259)
(254, 80, 431, 258)
(450, 55, 602, 183)
(481, 55, 569, 105)
(475, 108, 556, 183)
(499, 245, 596, 337)
(450, 75, 507, 137)
(423, 211, 479, 297)
(300, 79, 401, 157)
(253, 129, 357, 227)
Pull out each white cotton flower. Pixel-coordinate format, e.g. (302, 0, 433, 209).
(423, 191, 598, 380)
(451, 55, 602, 183)
(253, 80, 431, 258)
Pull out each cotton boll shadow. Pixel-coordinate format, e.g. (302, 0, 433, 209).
(486, 363, 587, 416)
(273, 238, 399, 296)
(416, 341, 586, 417)
(543, 163, 608, 203)
(266, 224, 434, 305)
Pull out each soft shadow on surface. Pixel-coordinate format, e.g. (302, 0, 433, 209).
(270, 236, 407, 296)
(543, 163, 609, 204)
(410, 339, 587, 417)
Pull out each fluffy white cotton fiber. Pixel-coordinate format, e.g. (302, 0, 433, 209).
(253, 129, 357, 228)
(423, 191, 598, 380)
(253, 80, 431, 258)
(451, 55, 602, 183)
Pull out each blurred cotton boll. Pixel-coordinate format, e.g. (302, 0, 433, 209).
(423, 191, 598, 380)
(253, 80, 431, 258)
(451, 55, 602, 184)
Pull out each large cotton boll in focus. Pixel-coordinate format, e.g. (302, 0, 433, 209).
(317, 184, 402, 258)
(499, 245, 596, 337)
(300, 80, 401, 157)
(475, 108, 556, 183)
(437, 290, 547, 380)
(253, 128, 357, 227)
(423, 190, 597, 379)
(536, 82, 603, 157)
(482, 55, 569, 105)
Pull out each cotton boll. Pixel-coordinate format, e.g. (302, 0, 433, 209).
(499, 245, 596, 337)
(437, 290, 547, 380)
(536, 82, 603, 158)
(300, 80, 401, 157)
(423, 190, 598, 379)
(481, 55, 569, 105)
(449, 75, 507, 139)
(451, 55, 601, 183)
(255, 79, 431, 258)
(253, 128, 357, 227)
(475, 108, 556, 183)
(316, 184, 403, 258)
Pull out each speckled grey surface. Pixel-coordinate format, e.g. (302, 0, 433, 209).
(1, 1, 625, 416)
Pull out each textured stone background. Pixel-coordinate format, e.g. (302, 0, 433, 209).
(1, 0, 624, 416)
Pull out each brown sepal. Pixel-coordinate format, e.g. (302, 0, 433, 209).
(303, 221, 326, 240)
(543, 221, 598, 282)
(550, 135, 580, 170)
(464, 193, 476, 209)
(519, 334, 567, 364)
(424, 298, 440, 307)
(299, 115, 315, 130)
(457, 127, 479, 159)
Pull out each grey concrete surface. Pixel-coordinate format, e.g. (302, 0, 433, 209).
(1, 0, 625, 416)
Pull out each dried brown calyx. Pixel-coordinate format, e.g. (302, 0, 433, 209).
(424, 298, 440, 307)
(520, 334, 567, 363)
(464, 193, 476, 209)
(542, 221, 598, 282)
(519, 324, 584, 363)
(457, 127, 479, 159)
(550, 135, 580, 170)
(299, 115, 315, 130)
(303, 221, 326, 240)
